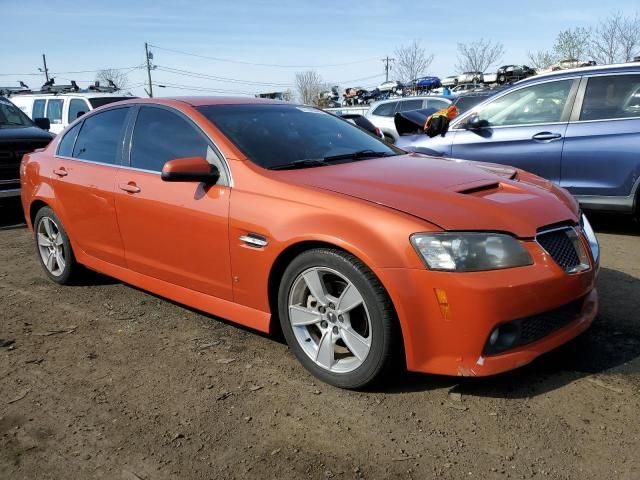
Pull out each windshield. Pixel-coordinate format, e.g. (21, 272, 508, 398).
(88, 97, 134, 108)
(0, 97, 34, 128)
(197, 104, 401, 169)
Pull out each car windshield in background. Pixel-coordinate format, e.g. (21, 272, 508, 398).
(88, 97, 133, 109)
(0, 98, 33, 128)
(197, 104, 401, 169)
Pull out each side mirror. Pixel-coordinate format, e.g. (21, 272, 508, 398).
(34, 117, 51, 131)
(464, 113, 487, 130)
(161, 156, 220, 184)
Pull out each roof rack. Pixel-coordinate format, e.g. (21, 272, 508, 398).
(5, 79, 121, 96)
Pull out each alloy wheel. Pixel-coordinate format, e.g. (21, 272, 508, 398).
(37, 216, 66, 277)
(288, 267, 372, 373)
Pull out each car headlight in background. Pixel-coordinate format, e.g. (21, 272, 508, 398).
(411, 232, 533, 272)
(580, 214, 600, 263)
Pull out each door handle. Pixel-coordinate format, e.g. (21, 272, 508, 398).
(53, 167, 68, 177)
(532, 132, 562, 141)
(119, 182, 141, 194)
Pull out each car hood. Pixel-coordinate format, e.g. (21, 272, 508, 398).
(0, 125, 54, 141)
(275, 153, 578, 238)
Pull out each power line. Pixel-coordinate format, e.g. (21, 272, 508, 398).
(155, 65, 295, 87)
(153, 81, 255, 96)
(148, 43, 379, 68)
(0, 65, 143, 77)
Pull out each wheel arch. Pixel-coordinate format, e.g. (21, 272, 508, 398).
(29, 199, 50, 227)
(266, 240, 406, 363)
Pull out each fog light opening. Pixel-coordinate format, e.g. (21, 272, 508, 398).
(487, 323, 520, 353)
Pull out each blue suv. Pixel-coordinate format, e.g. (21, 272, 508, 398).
(397, 64, 640, 218)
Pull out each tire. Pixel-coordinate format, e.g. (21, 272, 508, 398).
(33, 206, 80, 284)
(278, 248, 399, 389)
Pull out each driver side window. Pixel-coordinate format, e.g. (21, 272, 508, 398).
(475, 79, 574, 127)
(130, 106, 228, 184)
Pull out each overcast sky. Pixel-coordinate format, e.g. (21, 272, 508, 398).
(1, 0, 638, 98)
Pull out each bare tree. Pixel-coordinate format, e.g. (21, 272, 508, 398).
(95, 68, 129, 90)
(295, 71, 327, 106)
(618, 12, 640, 62)
(527, 50, 557, 69)
(553, 27, 591, 60)
(395, 40, 434, 85)
(590, 12, 622, 64)
(456, 38, 504, 73)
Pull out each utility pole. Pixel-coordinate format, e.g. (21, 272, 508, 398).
(41, 54, 49, 83)
(145, 42, 154, 98)
(382, 56, 394, 82)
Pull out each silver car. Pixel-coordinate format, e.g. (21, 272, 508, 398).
(365, 96, 452, 143)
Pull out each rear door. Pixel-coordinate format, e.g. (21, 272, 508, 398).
(561, 73, 640, 204)
(114, 105, 232, 300)
(449, 78, 579, 183)
(52, 106, 131, 266)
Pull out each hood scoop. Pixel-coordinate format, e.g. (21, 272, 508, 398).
(457, 182, 501, 196)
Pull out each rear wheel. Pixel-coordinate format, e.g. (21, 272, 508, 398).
(34, 207, 80, 284)
(278, 248, 398, 389)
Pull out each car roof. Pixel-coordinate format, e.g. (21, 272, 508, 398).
(164, 96, 290, 107)
(369, 95, 453, 107)
(518, 62, 640, 85)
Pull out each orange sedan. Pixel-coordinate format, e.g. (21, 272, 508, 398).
(20, 97, 600, 388)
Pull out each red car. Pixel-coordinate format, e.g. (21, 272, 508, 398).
(21, 97, 599, 388)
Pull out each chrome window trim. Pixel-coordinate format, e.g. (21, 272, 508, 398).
(570, 115, 640, 124)
(451, 76, 582, 130)
(53, 102, 234, 187)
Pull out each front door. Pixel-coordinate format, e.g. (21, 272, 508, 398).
(114, 105, 232, 300)
(450, 78, 578, 183)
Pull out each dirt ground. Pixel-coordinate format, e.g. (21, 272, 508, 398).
(1, 198, 639, 480)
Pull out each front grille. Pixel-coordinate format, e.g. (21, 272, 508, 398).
(536, 228, 582, 271)
(0, 140, 50, 185)
(483, 297, 585, 355)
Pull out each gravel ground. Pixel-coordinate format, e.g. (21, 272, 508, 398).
(1, 198, 639, 480)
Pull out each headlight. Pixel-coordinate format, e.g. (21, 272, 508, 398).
(411, 232, 533, 272)
(580, 214, 599, 263)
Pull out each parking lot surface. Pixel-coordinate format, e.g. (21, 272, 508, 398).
(1, 199, 639, 480)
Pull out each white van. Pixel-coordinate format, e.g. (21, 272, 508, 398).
(11, 90, 134, 135)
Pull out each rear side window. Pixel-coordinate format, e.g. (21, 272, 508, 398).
(580, 74, 640, 121)
(398, 99, 424, 112)
(372, 102, 398, 117)
(73, 107, 129, 164)
(130, 107, 208, 172)
(57, 123, 81, 157)
(32, 99, 45, 119)
(68, 99, 89, 123)
(46, 99, 63, 125)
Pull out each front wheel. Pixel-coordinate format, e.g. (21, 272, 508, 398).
(278, 248, 399, 389)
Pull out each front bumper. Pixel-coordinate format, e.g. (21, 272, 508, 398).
(378, 240, 598, 376)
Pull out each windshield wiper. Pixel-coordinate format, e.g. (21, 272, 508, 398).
(269, 158, 327, 170)
(322, 149, 394, 163)
(269, 150, 395, 170)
